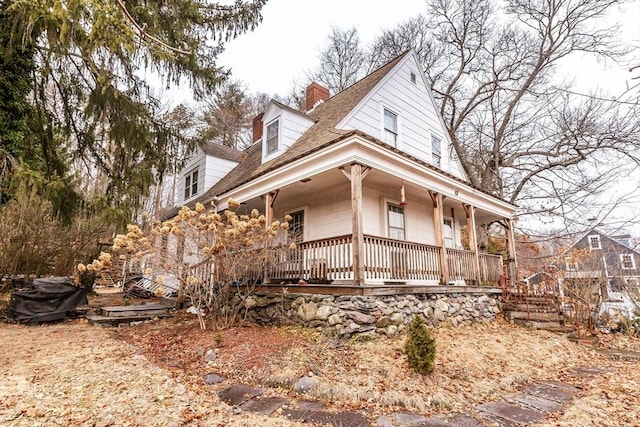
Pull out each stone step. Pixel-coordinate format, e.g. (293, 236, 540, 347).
(505, 311, 562, 322)
(513, 319, 565, 330)
(85, 311, 173, 326)
(509, 303, 560, 313)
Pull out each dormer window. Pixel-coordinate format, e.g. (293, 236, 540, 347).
(588, 235, 601, 250)
(431, 135, 442, 168)
(383, 108, 398, 146)
(266, 119, 279, 154)
(184, 168, 199, 200)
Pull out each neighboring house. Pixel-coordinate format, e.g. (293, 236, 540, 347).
(558, 228, 640, 318)
(171, 51, 518, 292)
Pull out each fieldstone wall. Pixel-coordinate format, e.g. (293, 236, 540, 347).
(242, 292, 501, 338)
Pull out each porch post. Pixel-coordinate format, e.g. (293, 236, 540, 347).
(429, 191, 449, 285)
(264, 192, 274, 225)
(504, 218, 518, 286)
(262, 191, 277, 284)
(350, 163, 365, 286)
(463, 204, 482, 286)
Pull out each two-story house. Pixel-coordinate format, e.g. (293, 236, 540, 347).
(559, 228, 640, 318)
(172, 51, 518, 294)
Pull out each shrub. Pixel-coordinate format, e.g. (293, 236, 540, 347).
(404, 315, 437, 375)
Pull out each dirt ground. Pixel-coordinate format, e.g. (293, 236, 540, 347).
(1, 291, 639, 426)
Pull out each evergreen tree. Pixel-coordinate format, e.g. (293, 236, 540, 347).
(4, 0, 266, 223)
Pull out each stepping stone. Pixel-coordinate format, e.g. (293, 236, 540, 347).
(377, 412, 429, 426)
(297, 400, 326, 410)
(203, 373, 225, 385)
(538, 381, 581, 393)
(240, 397, 288, 415)
(218, 384, 263, 406)
(504, 393, 564, 413)
(521, 384, 574, 403)
(283, 408, 369, 427)
(436, 413, 485, 427)
(476, 401, 544, 425)
(567, 366, 605, 378)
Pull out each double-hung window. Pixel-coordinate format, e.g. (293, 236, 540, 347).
(588, 235, 601, 250)
(387, 203, 406, 240)
(621, 254, 636, 270)
(184, 168, 199, 199)
(431, 135, 442, 168)
(383, 109, 398, 146)
(266, 120, 279, 154)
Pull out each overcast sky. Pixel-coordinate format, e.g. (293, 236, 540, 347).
(213, 0, 640, 98)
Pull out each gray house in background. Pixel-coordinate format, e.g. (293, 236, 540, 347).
(559, 228, 640, 319)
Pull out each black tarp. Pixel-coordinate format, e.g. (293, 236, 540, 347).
(7, 277, 88, 323)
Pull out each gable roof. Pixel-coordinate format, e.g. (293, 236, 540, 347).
(200, 142, 244, 162)
(569, 228, 640, 255)
(176, 50, 514, 213)
(189, 52, 410, 205)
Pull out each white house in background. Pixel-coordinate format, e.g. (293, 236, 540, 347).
(171, 51, 518, 293)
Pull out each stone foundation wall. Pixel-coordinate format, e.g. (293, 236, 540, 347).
(242, 292, 501, 338)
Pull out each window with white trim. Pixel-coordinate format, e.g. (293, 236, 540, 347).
(288, 210, 305, 243)
(431, 135, 442, 168)
(565, 258, 579, 271)
(588, 235, 601, 250)
(620, 253, 636, 270)
(387, 203, 405, 240)
(383, 108, 398, 146)
(266, 119, 279, 154)
(184, 168, 199, 199)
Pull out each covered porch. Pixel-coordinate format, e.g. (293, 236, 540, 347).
(223, 159, 517, 291)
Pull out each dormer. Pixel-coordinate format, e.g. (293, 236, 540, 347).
(176, 143, 243, 206)
(258, 99, 315, 164)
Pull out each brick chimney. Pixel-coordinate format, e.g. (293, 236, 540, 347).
(305, 82, 330, 112)
(252, 112, 264, 143)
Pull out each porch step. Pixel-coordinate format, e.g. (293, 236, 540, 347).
(510, 303, 561, 313)
(513, 319, 567, 331)
(506, 311, 562, 322)
(506, 295, 559, 304)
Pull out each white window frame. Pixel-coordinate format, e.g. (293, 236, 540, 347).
(286, 208, 306, 243)
(266, 119, 280, 154)
(184, 168, 199, 200)
(431, 135, 442, 168)
(588, 235, 601, 250)
(382, 107, 399, 146)
(565, 258, 579, 271)
(387, 202, 406, 241)
(620, 253, 636, 270)
(443, 217, 454, 248)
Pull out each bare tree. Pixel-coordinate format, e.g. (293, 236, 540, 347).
(308, 26, 372, 94)
(198, 80, 253, 149)
(363, 0, 640, 233)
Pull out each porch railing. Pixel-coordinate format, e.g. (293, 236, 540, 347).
(363, 235, 440, 281)
(261, 234, 502, 286)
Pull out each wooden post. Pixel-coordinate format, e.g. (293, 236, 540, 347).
(463, 204, 482, 286)
(262, 191, 278, 284)
(429, 191, 449, 285)
(504, 218, 518, 286)
(350, 163, 365, 286)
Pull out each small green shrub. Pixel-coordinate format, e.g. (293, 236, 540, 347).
(404, 315, 436, 375)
